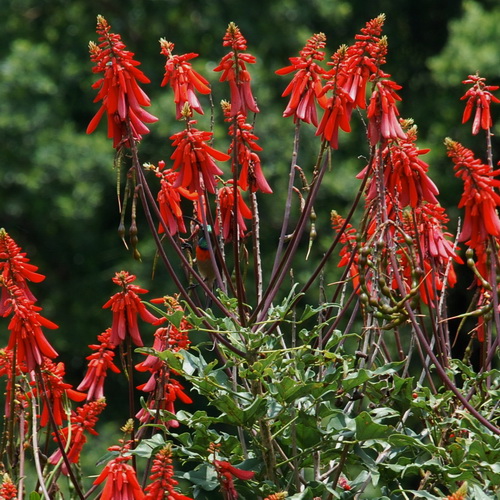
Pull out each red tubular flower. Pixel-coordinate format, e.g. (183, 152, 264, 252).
(0, 348, 27, 417)
(275, 33, 328, 126)
(316, 87, 353, 149)
(339, 14, 386, 110)
(136, 366, 192, 426)
(214, 460, 255, 500)
(170, 122, 229, 195)
(367, 78, 406, 145)
(223, 102, 272, 193)
(86, 16, 158, 148)
(77, 329, 120, 400)
(445, 138, 500, 248)
(145, 445, 193, 500)
(33, 359, 87, 427)
(48, 399, 106, 475)
(153, 161, 198, 236)
(214, 22, 259, 116)
(331, 211, 360, 291)
(160, 39, 211, 120)
(2, 282, 58, 371)
(360, 124, 438, 207)
(461, 74, 500, 135)
(102, 271, 159, 348)
(0, 229, 45, 314)
(94, 455, 145, 500)
(216, 181, 252, 242)
(0, 474, 17, 500)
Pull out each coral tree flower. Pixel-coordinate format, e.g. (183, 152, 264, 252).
(331, 211, 360, 291)
(445, 138, 500, 249)
(214, 460, 255, 500)
(0, 228, 45, 314)
(3, 283, 58, 371)
(94, 454, 145, 500)
(222, 102, 272, 194)
(366, 78, 406, 145)
(145, 445, 193, 499)
(0, 474, 17, 500)
(160, 39, 211, 120)
(275, 33, 328, 126)
(461, 74, 500, 135)
(359, 123, 438, 208)
(214, 22, 259, 116)
(33, 359, 86, 427)
(216, 181, 252, 242)
(77, 328, 120, 400)
(87, 16, 158, 148)
(317, 15, 394, 148)
(152, 161, 198, 236)
(102, 271, 158, 347)
(48, 399, 106, 475)
(170, 121, 229, 195)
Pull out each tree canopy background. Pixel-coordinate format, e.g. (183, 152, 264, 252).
(1, 0, 500, 401)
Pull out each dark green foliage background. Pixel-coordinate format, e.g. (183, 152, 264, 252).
(1, 0, 500, 414)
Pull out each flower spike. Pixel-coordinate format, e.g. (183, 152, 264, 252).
(87, 16, 158, 148)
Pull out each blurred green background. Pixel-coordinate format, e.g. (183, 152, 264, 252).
(1, 0, 500, 421)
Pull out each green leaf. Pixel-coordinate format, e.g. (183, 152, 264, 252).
(355, 411, 391, 440)
(404, 491, 441, 499)
(29, 493, 41, 500)
(131, 433, 166, 458)
(342, 369, 370, 391)
(182, 464, 219, 491)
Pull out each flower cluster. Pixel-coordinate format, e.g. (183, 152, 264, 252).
(214, 22, 259, 116)
(445, 138, 500, 250)
(102, 270, 159, 347)
(223, 101, 272, 194)
(145, 445, 193, 499)
(461, 74, 500, 135)
(87, 16, 158, 148)
(48, 399, 106, 475)
(152, 160, 198, 236)
(77, 328, 120, 400)
(275, 32, 328, 126)
(160, 39, 211, 120)
(170, 122, 229, 196)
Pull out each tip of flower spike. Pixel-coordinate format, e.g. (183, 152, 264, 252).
(159, 38, 174, 53)
(444, 137, 457, 149)
(96, 14, 108, 29)
(120, 419, 134, 434)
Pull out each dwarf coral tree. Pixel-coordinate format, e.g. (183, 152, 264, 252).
(0, 13, 499, 500)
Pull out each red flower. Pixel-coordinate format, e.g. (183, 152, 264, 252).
(214, 22, 259, 116)
(86, 16, 158, 148)
(153, 161, 198, 236)
(48, 399, 106, 475)
(170, 122, 229, 195)
(0, 228, 45, 314)
(339, 14, 386, 110)
(223, 103, 272, 193)
(145, 445, 193, 500)
(359, 123, 438, 208)
(316, 86, 353, 149)
(102, 271, 159, 347)
(0, 474, 17, 500)
(160, 39, 211, 120)
(33, 359, 87, 427)
(216, 181, 252, 242)
(275, 33, 328, 126)
(214, 460, 254, 500)
(94, 455, 145, 500)
(367, 78, 406, 145)
(331, 211, 360, 291)
(445, 138, 500, 248)
(77, 329, 120, 400)
(461, 74, 500, 135)
(2, 282, 58, 371)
